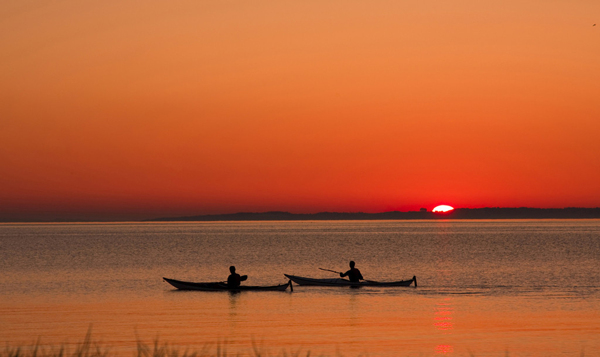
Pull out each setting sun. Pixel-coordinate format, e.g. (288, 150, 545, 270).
(432, 205, 454, 213)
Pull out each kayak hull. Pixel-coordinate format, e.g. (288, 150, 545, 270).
(163, 277, 291, 291)
(284, 274, 417, 287)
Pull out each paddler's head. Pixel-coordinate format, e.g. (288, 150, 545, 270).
(229, 266, 236, 273)
(349, 261, 355, 268)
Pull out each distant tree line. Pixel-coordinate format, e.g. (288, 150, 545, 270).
(150, 207, 600, 221)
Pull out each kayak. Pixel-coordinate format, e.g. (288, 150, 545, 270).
(284, 274, 417, 287)
(163, 277, 292, 291)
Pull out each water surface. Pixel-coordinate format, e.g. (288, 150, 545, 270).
(1, 220, 599, 356)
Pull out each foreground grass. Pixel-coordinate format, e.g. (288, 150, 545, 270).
(0, 330, 330, 357)
(6, 330, 585, 357)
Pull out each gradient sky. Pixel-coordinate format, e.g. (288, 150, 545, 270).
(1, 1, 599, 221)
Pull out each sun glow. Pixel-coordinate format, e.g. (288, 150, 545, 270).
(432, 205, 454, 213)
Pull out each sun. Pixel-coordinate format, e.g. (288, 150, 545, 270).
(432, 205, 454, 213)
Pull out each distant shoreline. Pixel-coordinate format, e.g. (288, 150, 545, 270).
(3, 208, 600, 223)
(149, 207, 600, 222)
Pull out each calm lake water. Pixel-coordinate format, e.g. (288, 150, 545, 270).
(1, 220, 599, 356)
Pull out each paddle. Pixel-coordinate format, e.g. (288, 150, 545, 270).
(319, 267, 379, 284)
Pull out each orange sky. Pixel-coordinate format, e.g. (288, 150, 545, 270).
(1, 1, 599, 221)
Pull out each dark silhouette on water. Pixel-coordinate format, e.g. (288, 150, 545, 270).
(227, 266, 248, 287)
(340, 261, 364, 282)
(286, 273, 417, 287)
(163, 277, 291, 291)
(163, 266, 292, 292)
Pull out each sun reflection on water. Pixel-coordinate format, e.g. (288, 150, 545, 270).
(434, 298, 454, 354)
(434, 298, 454, 331)
(436, 344, 454, 354)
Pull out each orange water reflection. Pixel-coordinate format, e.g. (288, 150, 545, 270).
(1, 292, 600, 356)
(434, 298, 454, 331)
(436, 344, 454, 354)
(433, 297, 454, 354)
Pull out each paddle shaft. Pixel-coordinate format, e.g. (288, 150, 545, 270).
(319, 268, 343, 274)
(320, 268, 380, 283)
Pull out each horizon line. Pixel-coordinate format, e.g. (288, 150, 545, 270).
(2, 206, 600, 223)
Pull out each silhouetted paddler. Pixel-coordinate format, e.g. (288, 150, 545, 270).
(340, 261, 364, 282)
(227, 266, 248, 287)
